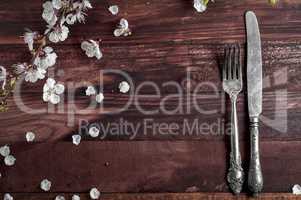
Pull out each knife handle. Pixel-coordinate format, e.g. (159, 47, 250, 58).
(248, 117, 263, 195)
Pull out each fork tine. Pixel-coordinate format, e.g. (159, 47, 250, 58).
(223, 46, 228, 80)
(237, 44, 242, 81)
(227, 46, 232, 79)
(233, 44, 239, 80)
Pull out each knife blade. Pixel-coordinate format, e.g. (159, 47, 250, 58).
(246, 11, 262, 118)
(246, 10, 263, 195)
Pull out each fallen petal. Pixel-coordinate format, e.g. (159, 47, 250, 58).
(4, 155, 16, 166)
(89, 188, 100, 199)
(72, 135, 81, 146)
(0, 145, 10, 157)
(26, 131, 36, 142)
(293, 184, 301, 195)
(40, 179, 52, 191)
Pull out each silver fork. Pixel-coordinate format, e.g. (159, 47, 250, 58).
(223, 44, 244, 194)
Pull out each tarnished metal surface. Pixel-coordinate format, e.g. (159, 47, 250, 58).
(246, 11, 263, 195)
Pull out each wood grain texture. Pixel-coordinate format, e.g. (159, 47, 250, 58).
(1, 193, 301, 200)
(0, 141, 300, 193)
(0, 0, 300, 196)
(0, 0, 301, 44)
(0, 42, 299, 141)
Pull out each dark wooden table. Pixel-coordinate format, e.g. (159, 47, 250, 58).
(0, 0, 301, 199)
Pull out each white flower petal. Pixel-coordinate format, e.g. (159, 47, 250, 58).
(193, 0, 207, 12)
(26, 131, 35, 142)
(4, 155, 16, 166)
(50, 94, 60, 104)
(83, 0, 92, 9)
(72, 194, 80, 200)
(95, 93, 104, 103)
(46, 78, 56, 88)
(88, 127, 99, 138)
(114, 29, 123, 37)
(43, 92, 50, 102)
(44, 46, 54, 53)
(95, 49, 103, 60)
(54, 84, 65, 94)
(49, 31, 60, 43)
(72, 134, 81, 146)
(0, 145, 10, 157)
(120, 18, 128, 29)
(85, 86, 96, 96)
(89, 188, 100, 199)
(3, 193, 13, 200)
(119, 81, 130, 93)
(52, 0, 62, 9)
(40, 179, 52, 191)
(55, 195, 65, 200)
(58, 25, 69, 41)
(293, 184, 301, 195)
(108, 5, 119, 15)
(66, 14, 77, 25)
(42, 2, 54, 18)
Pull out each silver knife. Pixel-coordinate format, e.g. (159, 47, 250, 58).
(246, 11, 263, 195)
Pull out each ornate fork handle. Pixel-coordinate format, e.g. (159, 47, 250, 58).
(227, 96, 244, 194)
(248, 117, 263, 195)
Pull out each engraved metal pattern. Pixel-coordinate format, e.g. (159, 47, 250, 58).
(222, 44, 244, 195)
(246, 11, 264, 195)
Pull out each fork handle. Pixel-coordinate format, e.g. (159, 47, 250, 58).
(227, 98, 244, 194)
(248, 117, 263, 195)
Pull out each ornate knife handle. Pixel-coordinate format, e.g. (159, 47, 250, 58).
(227, 98, 244, 194)
(248, 117, 263, 195)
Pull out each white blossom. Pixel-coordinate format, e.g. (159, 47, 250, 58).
(3, 193, 13, 200)
(26, 131, 35, 142)
(88, 127, 99, 138)
(72, 134, 81, 146)
(34, 46, 57, 70)
(43, 78, 65, 104)
(81, 40, 102, 60)
(4, 155, 16, 166)
(108, 5, 119, 15)
(119, 81, 130, 93)
(193, 0, 207, 12)
(95, 93, 104, 103)
(293, 184, 301, 195)
(89, 188, 100, 199)
(85, 86, 96, 96)
(40, 179, 52, 191)
(0, 145, 10, 157)
(114, 18, 131, 37)
(49, 25, 69, 43)
(72, 195, 80, 200)
(23, 29, 38, 51)
(0, 66, 6, 89)
(42, 1, 57, 26)
(24, 68, 46, 83)
(55, 195, 65, 200)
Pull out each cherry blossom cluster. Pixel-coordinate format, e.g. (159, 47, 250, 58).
(0, 0, 92, 110)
